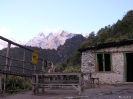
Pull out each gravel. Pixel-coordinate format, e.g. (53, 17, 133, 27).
(0, 85, 133, 99)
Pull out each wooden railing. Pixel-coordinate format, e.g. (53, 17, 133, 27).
(0, 35, 45, 93)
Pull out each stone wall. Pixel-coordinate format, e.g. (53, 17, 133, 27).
(81, 50, 95, 73)
(81, 44, 133, 84)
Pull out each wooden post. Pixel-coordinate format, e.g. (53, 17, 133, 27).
(34, 65, 36, 74)
(81, 74, 84, 92)
(32, 75, 35, 94)
(78, 73, 82, 95)
(78, 73, 82, 85)
(4, 42, 11, 93)
(5, 42, 11, 71)
(42, 75, 44, 93)
(24, 77, 26, 92)
(3, 75, 7, 93)
(0, 73, 2, 94)
(32, 75, 39, 94)
(40, 75, 44, 93)
(42, 60, 44, 72)
(88, 73, 91, 88)
(35, 74, 39, 94)
(23, 50, 25, 74)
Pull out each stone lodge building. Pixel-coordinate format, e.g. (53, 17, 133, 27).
(78, 40, 133, 84)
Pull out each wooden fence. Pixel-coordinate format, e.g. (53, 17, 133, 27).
(0, 36, 45, 93)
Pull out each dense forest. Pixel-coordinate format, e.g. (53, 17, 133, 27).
(57, 10, 133, 72)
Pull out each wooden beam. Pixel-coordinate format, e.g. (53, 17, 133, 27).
(0, 36, 33, 52)
(23, 50, 26, 74)
(5, 42, 11, 71)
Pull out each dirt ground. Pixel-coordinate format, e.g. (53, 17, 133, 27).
(0, 84, 133, 99)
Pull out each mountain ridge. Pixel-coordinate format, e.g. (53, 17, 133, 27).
(0, 30, 89, 50)
(26, 30, 78, 49)
(0, 34, 86, 72)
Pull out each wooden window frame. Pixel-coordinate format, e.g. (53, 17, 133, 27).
(96, 53, 112, 72)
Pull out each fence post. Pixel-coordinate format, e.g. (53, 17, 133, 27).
(23, 50, 25, 74)
(23, 77, 26, 92)
(34, 65, 36, 74)
(5, 42, 11, 71)
(42, 59, 44, 72)
(4, 42, 11, 93)
(0, 73, 2, 94)
(32, 75, 35, 94)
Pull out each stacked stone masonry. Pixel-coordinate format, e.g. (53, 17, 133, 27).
(81, 44, 133, 84)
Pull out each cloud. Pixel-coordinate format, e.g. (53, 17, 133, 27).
(0, 27, 10, 37)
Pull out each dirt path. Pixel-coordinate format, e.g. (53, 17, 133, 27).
(0, 85, 133, 99)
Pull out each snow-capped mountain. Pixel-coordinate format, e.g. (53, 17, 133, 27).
(26, 30, 77, 49)
(0, 30, 89, 50)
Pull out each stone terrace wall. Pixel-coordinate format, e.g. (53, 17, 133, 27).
(81, 44, 133, 84)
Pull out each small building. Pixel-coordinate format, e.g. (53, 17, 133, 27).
(78, 40, 133, 84)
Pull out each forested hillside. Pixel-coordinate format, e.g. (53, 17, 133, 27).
(57, 10, 133, 72)
(57, 34, 86, 61)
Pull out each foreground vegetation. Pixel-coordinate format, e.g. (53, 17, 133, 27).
(1, 75, 31, 93)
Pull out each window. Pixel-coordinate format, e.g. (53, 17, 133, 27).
(96, 53, 111, 71)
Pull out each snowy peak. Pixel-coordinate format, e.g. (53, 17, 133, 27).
(37, 32, 45, 38)
(0, 30, 88, 50)
(60, 30, 71, 37)
(26, 30, 77, 50)
(34, 32, 45, 39)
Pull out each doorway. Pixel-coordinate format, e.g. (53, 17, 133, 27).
(126, 53, 133, 82)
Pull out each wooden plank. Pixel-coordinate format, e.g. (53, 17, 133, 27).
(0, 36, 33, 52)
(33, 72, 82, 76)
(32, 83, 79, 86)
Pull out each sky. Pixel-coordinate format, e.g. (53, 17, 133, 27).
(0, 0, 133, 42)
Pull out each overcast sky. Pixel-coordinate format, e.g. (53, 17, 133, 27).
(0, 0, 133, 41)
